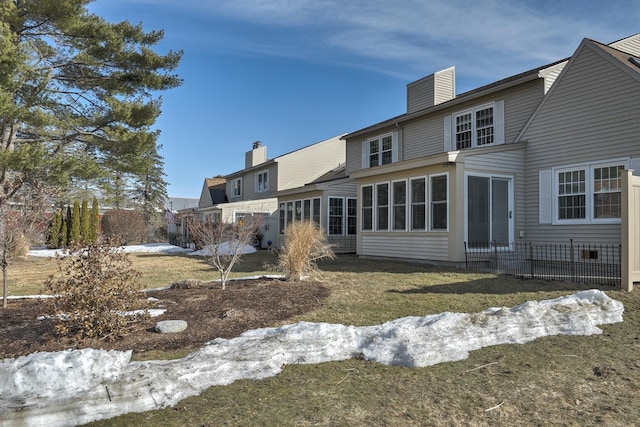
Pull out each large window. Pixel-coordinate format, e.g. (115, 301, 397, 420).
(430, 174, 448, 230)
(410, 177, 426, 230)
(362, 185, 373, 231)
(553, 160, 626, 223)
(232, 178, 242, 197)
(363, 132, 397, 168)
(392, 180, 407, 231)
(256, 170, 269, 192)
(376, 183, 389, 231)
(312, 197, 321, 224)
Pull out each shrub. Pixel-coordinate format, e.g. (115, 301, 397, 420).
(101, 209, 146, 244)
(276, 221, 335, 281)
(45, 239, 149, 341)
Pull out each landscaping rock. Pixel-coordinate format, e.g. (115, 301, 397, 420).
(155, 320, 188, 334)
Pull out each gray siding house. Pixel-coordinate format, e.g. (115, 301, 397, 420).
(199, 135, 346, 248)
(343, 34, 640, 265)
(275, 164, 357, 253)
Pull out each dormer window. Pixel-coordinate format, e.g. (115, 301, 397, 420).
(232, 178, 242, 197)
(445, 101, 504, 151)
(362, 131, 398, 168)
(256, 170, 269, 192)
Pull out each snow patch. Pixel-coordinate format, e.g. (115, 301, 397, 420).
(0, 289, 624, 427)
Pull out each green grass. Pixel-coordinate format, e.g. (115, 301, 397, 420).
(7, 250, 640, 426)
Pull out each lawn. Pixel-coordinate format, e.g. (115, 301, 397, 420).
(6, 250, 640, 426)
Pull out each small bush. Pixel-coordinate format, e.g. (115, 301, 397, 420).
(45, 239, 149, 342)
(276, 221, 335, 281)
(101, 209, 146, 244)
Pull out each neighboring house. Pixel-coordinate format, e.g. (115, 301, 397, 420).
(275, 163, 357, 253)
(197, 177, 228, 223)
(342, 34, 640, 265)
(200, 135, 346, 248)
(164, 196, 199, 238)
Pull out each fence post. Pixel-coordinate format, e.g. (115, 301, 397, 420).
(464, 242, 468, 269)
(493, 240, 498, 272)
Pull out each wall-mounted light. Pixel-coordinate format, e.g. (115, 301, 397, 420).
(442, 161, 455, 167)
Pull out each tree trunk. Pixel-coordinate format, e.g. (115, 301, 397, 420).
(2, 264, 7, 309)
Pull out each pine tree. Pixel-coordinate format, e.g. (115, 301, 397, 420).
(71, 201, 81, 245)
(65, 206, 73, 248)
(50, 210, 63, 248)
(60, 217, 68, 249)
(81, 199, 90, 244)
(0, 1, 182, 212)
(89, 197, 100, 243)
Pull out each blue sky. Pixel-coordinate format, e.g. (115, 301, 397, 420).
(88, 0, 639, 199)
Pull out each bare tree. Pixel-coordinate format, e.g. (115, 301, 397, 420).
(187, 215, 263, 289)
(1, 184, 50, 308)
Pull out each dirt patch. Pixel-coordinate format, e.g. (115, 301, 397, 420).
(0, 278, 330, 360)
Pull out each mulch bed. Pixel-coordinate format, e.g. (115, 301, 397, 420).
(0, 278, 330, 360)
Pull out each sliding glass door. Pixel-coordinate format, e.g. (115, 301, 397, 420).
(467, 175, 512, 248)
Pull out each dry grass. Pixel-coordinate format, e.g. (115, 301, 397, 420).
(276, 221, 335, 281)
(6, 249, 640, 426)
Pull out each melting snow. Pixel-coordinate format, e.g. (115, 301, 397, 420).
(0, 289, 624, 427)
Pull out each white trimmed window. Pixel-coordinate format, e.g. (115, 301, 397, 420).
(312, 197, 321, 225)
(362, 132, 398, 168)
(444, 101, 504, 151)
(549, 159, 628, 224)
(361, 185, 373, 231)
(376, 183, 389, 231)
(410, 177, 426, 231)
(328, 197, 344, 236)
(430, 174, 448, 230)
(232, 178, 242, 197)
(347, 198, 357, 235)
(256, 170, 269, 192)
(392, 180, 407, 231)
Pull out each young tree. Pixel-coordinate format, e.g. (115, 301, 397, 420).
(65, 205, 73, 247)
(0, 1, 182, 213)
(80, 199, 90, 244)
(89, 197, 100, 243)
(187, 216, 262, 290)
(49, 209, 63, 248)
(70, 200, 81, 245)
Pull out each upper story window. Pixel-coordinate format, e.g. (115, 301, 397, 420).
(256, 170, 269, 192)
(362, 132, 398, 168)
(445, 101, 504, 151)
(550, 159, 628, 224)
(232, 178, 242, 197)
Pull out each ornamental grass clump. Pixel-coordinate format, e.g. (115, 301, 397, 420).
(45, 239, 149, 342)
(277, 221, 335, 281)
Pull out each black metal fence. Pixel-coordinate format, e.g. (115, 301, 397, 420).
(464, 240, 621, 286)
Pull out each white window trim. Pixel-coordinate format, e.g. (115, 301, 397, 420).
(232, 178, 242, 197)
(328, 196, 345, 236)
(391, 179, 408, 232)
(444, 100, 504, 152)
(410, 176, 428, 231)
(361, 184, 374, 232)
(375, 181, 390, 232)
(552, 158, 629, 225)
(347, 197, 357, 236)
(255, 170, 269, 193)
(430, 173, 449, 232)
(361, 131, 399, 168)
(463, 172, 513, 245)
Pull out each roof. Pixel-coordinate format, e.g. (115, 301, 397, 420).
(307, 163, 347, 185)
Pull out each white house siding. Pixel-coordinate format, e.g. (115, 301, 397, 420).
(434, 68, 456, 105)
(522, 43, 640, 245)
(610, 34, 640, 56)
(403, 115, 443, 159)
(361, 234, 449, 261)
